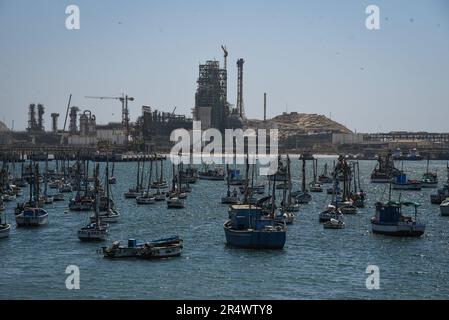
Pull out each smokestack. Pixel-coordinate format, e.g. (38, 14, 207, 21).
(51, 113, 59, 133)
(264, 93, 267, 122)
(236, 58, 245, 119)
(37, 104, 45, 131)
(28, 103, 36, 131)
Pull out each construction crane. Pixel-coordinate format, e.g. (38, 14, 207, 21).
(85, 94, 134, 143)
(221, 45, 228, 70)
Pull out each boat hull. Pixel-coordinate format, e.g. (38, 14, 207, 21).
(0, 224, 11, 238)
(78, 230, 107, 241)
(16, 214, 48, 227)
(440, 205, 449, 216)
(371, 222, 425, 237)
(392, 183, 422, 191)
(223, 222, 286, 249)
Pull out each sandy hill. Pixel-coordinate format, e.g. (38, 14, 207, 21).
(271, 112, 351, 134)
(246, 112, 351, 137)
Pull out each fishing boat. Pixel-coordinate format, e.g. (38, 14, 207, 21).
(309, 182, 323, 192)
(16, 207, 49, 227)
(136, 193, 155, 204)
(102, 236, 183, 259)
(275, 211, 295, 225)
(224, 204, 287, 249)
(0, 211, 10, 238)
(228, 169, 244, 186)
(339, 201, 357, 214)
(371, 151, 401, 183)
(318, 163, 333, 183)
(108, 161, 116, 184)
(167, 197, 185, 209)
(223, 190, 240, 203)
(323, 217, 345, 229)
(154, 189, 166, 201)
(309, 159, 323, 192)
(421, 157, 438, 188)
(292, 156, 311, 204)
(124, 157, 144, 198)
(78, 164, 108, 242)
(430, 165, 448, 204)
(58, 183, 73, 193)
(224, 157, 287, 250)
(93, 159, 120, 222)
(280, 156, 300, 213)
(431, 185, 449, 204)
(371, 201, 425, 237)
(198, 167, 225, 180)
(136, 160, 156, 204)
(406, 148, 423, 161)
(1, 193, 16, 202)
(392, 173, 422, 190)
(440, 198, 449, 216)
(52, 193, 65, 202)
(319, 205, 343, 223)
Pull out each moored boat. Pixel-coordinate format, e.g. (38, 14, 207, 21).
(102, 236, 183, 259)
(440, 198, 449, 216)
(224, 204, 287, 249)
(371, 199, 425, 237)
(16, 208, 49, 227)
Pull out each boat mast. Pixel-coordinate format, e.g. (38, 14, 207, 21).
(34, 163, 40, 204)
(287, 155, 292, 206)
(105, 156, 110, 211)
(244, 153, 249, 204)
(140, 155, 146, 191)
(29, 159, 33, 204)
(301, 156, 306, 193)
(146, 159, 153, 195)
(136, 156, 140, 191)
(94, 163, 100, 226)
(271, 165, 276, 219)
(353, 162, 357, 194)
(44, 154, 48, 198)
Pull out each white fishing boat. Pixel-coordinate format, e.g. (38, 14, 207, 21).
(323, 217, 345, 229)
(167, 197, 185, 209)
(2, 193, 16, 202)
(78, 222, 108, 241)
(0, 211, 10, 238)
(339, 202, 357, 214)
(69, 197, 93, 211)
(440, 198, 449, 216)
(0, 223, 10, 238)
(16, 208, 49, 227)
(91, 209, 120, 223)
(78, 163, 108, 241)
(319, 205, 343, 223)
(136, 193, 155, 204)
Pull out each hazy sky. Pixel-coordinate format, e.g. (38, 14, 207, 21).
(0, 0, 448, 132)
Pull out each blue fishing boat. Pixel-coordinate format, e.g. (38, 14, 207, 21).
(224, 204, 286, 249)
(371, 201, 425, 237)
(392, 172, 422, 190)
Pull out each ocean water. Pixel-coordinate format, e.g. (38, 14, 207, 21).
(1, 158, 449, 300)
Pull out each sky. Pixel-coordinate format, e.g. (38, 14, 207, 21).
(0, 0, 448, 132)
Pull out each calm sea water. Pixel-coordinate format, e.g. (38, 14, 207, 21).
(1, 157, 449, 300)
